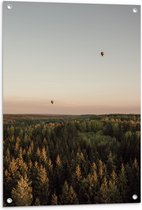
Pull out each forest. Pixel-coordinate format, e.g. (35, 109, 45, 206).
(3, 114, 140, 206)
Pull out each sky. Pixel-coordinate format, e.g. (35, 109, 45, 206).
(3, 2, 140, 114)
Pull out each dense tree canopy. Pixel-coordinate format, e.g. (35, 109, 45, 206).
(3, 114, 140, 206)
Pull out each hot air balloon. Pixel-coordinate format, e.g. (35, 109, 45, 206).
(101, 51, 104, 56)
(101, 52, 104, 56)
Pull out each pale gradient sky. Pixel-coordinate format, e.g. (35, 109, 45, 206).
(3, 2, 140, 114)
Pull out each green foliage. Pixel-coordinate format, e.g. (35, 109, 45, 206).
(3, 114, 140, 205)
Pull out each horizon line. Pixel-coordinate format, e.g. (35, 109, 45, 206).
(3, 113, 140, 116)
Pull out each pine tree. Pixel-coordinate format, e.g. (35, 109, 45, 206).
(51, 193, 58, 205)
(31, 163, 49, 205)
(87, 162, 98, 198)
(38, 165, 48, 186)
(48, 158, 53, 170)
(8, 125, 14, 137)
(7, 158, 23, 187)
(75, 165, 82, 181)
(54, 154, 63, 195)
(11, 175, 33, 206)
(108, 180, 121, 203)
(118, 164, 127, 201)
(56, 154, 61, 167)
(98, 160, 106, 183)
(4, 148, 11, 168)
(132, 159, 140, 195)
(92, 162, 97, 172)
(108, 170, 121, 203)
(35, 197, 40, 206)
(106, 152, 115, 174)
(16, 156, 28, 177)
(126, 159, 140, 200)
(9, 158, 18, 178)
(36, 165, 49, 204)
(15, 138, 20, 156)
(76, 152, 85, 163)
(110, 170, 117, 184)
(98, 177, 109, 203)
(60, 181, 78, 204)
(41, 147, 48, 164)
